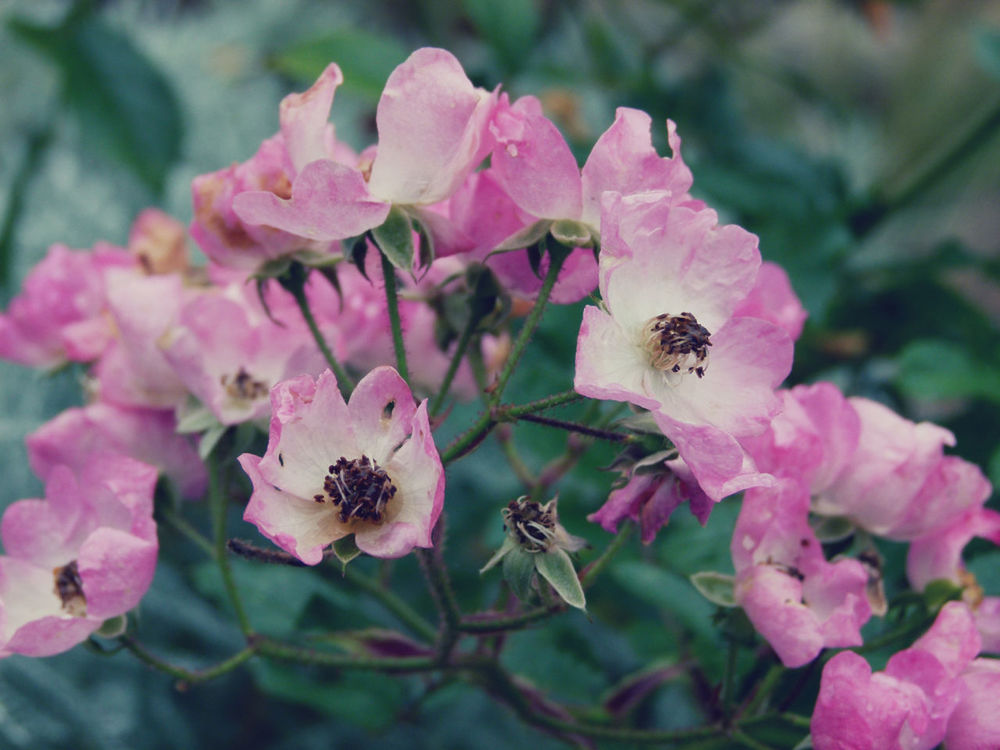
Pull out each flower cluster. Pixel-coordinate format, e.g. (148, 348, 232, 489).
(0, 44, 995, 747)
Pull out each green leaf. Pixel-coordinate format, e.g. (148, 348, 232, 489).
(975, 27, 1000, 79)
(535, 549, 586, 610)
(371, 206, 415, 271)
(502, 546, 537, 602)
(270, 29, 409, 99)
(896, 339, 1000, 404)
(462, 0, 540, 74)
(689, 571, 736, 607)
(8, 11, 183, 194)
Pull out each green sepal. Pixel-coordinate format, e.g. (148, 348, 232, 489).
(371, 206, 415, 271)
(95, 614, 127, 639)
(342, 233, 370, 280)
(491, 219, 552, 253)
(466, 263, 511, 332)
(535, 548, 586, 610)
(480, 535, 518, 574)
(526, 240, 544, 279)
(689, 571, 737, 607)
(175, 400, 222, 435)
(198, 423, 228, 461)
(332, 536, 362, 572)
(922, 578, 964, 612)
(550, 219, 593, 248)
(408, 209, 437, 270)
(810, 514, 855, 543)
(502, 546, 537, 602)
(251, 255, 294, 283)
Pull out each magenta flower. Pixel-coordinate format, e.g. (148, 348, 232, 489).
(0, 456, 159, 658)
(943, 658, 1000, 749)
(231, 48, 496, 248)
(811, 602, 981, 750)
(731, 479, 870, 667)
(574, 190, 793, 499)
(238, 367, 445, 563)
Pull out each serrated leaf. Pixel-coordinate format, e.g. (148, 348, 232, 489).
(491, 219, 552, 252)
(9, 11, 182, 194)
(535, 549, 586, 610)
(689, 571, 736, 607)
(270, 29, 408, 99)
(502, 546, 537, 601)
(371, 206, 415, 271)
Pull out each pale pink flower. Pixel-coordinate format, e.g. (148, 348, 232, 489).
(232, 49, 496, 250)
(26, 401, 206, 500)
(731, 261, 807, 341)
(239, 367, 445, 562)
(943, 658, 1000, 749)
(0, 243, 135, 368)
(811, 602, 980, 750)
(574, 190, 792, 499)
(731, 479, 870, 667)
(128, 208, 189, 275)
(814, 398, 991, 541)
(0, 456, 159, 657)
(160, 286, 325, 425)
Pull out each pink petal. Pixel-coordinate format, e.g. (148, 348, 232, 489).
(280, 63, 344, 174)
(347, 367, 418, 466)
(77, 527, 157, 619)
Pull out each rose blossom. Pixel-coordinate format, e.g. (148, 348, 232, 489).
(574, 190, 792, 499)
(0, 455, 159, 657)
(239, 367, 444, 562)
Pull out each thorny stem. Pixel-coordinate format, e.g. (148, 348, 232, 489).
(208, 450, 252, 637)
(416, 547, 462, 662)
(496, 424, 537, 489)
(738, 663, 785, 718)
(159, 505, 214, 557)
(503, 390, 582, 418)
(580, 522, 633, 589)
(284, 262, 354, 393)
(256, 636, 437, 672)
(515, 413, 635, 443)
(121, 635, 256, 684)
(489, 253, 565, 407)
(380, 250, 410, 381)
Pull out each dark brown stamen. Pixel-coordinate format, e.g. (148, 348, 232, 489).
(220, 367, 269, 401)
(502, 497, 556, 552)
(643, 312, 712, 378)
(316, 455, 397, 524)
(53, 560, 87, 617)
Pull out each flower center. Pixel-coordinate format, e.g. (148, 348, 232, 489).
(643, 312, 712, 378)
(502, 497, 556, 552)
(220, 367, 269, 401)
(53, 560, 87, 617)
(314, 455, 397, 525)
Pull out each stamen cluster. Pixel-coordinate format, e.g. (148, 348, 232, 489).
(316, 455, 397, 524)
(643, 312, 712, 377)
(502, 497, 557, 552)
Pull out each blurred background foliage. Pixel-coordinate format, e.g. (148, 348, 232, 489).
(0, 0, 998, 747)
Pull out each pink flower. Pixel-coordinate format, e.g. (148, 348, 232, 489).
(731, 261, 807, 341)
(811, 602, 981, 750)
(160, 286, 325, 425)
(0, 243, 135, 368)
(26, 401, 207, 500)
(0, 456, 159, 658)
(815, 398, 991, 540)
(943, 658, 1000, 749)
(587, 457, 714, 543)
(731, 479, 870, 667)
(128, 208, 189, 275)
(239, 367, 445, 562)
(232, 49, 496, 248)
(574, 190, 792, 499)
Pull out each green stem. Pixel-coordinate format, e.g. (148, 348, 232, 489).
(380, 251, 409, 381)
(503, 390, 583, 418)
(496, 425, 537, 489)
(731, 730, 777, 750)
(488, 253, 565, 406)
(208, 451, 253, 637)
(739, 663, 785, 717)
(430, 319, 476, 416)
(121, 636, 256, 684)
(159, 505, 214, 557)
(459, 605, 558, 633)
(341, 564, 438, 643)
(515, 413, 634, 443)
(580, 522, 633, 588)
(284, 262, 354, 393)
(440, 410, 495, 465)
(416, 547, 462, 661)
(256, 636, 436, 672)
(722, 638, 738, 711)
